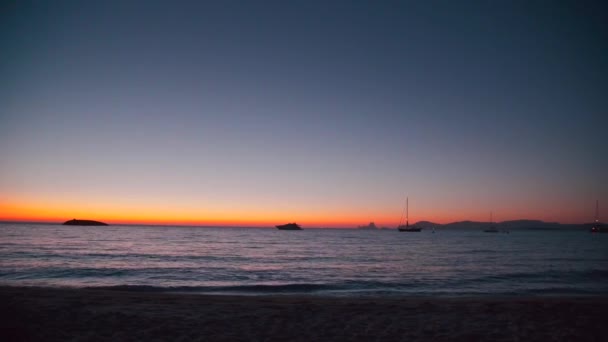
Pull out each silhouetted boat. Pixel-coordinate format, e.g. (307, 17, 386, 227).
(483, 212, 499, 233)
(358, 222, 378, 230)
(276, 223, 302, 230)
(590, 200, 607, 233)
(397, 197, 421, 232)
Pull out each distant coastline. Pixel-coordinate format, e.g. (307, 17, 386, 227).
(413, 219, 585, 231)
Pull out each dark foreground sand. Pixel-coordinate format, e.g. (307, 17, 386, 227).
(1, 286, 607, 341)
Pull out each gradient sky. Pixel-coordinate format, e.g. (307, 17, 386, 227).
(1, 0, 607, 226)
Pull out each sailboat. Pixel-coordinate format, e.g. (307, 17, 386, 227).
(397, 197, 421, 232)
(590, 200, 607, 233)
(358, 222, 378, 230)
(483, 212, 499, 233)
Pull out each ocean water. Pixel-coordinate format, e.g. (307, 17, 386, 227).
(1, 223, 607, 297)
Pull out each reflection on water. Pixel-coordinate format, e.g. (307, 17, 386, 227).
(1, 223, 607, 296)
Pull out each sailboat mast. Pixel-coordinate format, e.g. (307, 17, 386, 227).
(406, 197, 409, 227)
(397, 197, 407, 228)
(596, 200, 599, 223)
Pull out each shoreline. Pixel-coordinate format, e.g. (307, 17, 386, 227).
(2, 286, 608, 341)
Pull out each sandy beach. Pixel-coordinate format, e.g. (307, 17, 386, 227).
(1, 286, 607, 341)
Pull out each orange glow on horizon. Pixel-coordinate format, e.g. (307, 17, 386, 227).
(1, 199, 454, 227)
(0, 198, 590, 227)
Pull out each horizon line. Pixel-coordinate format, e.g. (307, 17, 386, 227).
(0, 218, 594, 229)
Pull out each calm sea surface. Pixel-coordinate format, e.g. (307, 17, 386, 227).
(1, 223, 607, 296)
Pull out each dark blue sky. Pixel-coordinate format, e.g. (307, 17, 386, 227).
(1, 0, 607, 225)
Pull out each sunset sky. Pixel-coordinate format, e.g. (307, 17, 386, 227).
(1, 1, 606, 227)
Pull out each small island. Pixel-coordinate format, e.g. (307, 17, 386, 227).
(62, 219, 108, 226)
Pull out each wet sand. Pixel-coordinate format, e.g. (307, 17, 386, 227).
(1, 286, 607, 341)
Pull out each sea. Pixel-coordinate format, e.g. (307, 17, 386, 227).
(1, 223, 607, 297)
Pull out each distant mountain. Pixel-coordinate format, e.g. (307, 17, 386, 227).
(499, 220, 562, 230)
(413, 220, 582, 230)
(413, 221, 440, 229)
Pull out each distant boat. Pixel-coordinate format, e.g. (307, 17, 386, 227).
(483, 212, 499, 233)
(358, 222, 378, 230)
(276, 223, 302, 230)
(397, 197, 421, 232)
(591, 200, 607, 233)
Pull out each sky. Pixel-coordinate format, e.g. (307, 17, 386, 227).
(1, 0, 607, 227)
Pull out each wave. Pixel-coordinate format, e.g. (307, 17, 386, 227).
(87, 283, 345, 294)
(520, 287, 605, 295)
(457, 249, 499, 254)
(81, 280, 608, 296)
(84, 279, 422, 294)
(478, 269, 608, 282)
(5, 267, 608, 288)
